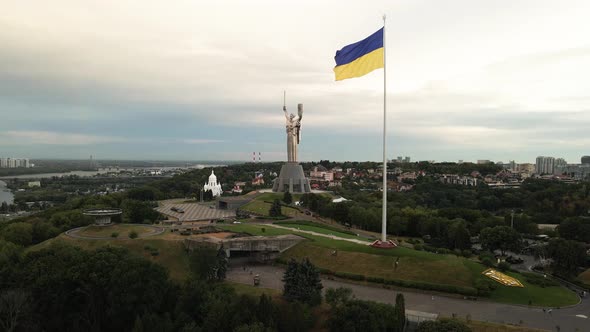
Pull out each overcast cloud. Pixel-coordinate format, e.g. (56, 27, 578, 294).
(1, 0, 590, 163)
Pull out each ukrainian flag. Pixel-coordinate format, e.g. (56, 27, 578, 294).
(334, 28, 384, 81)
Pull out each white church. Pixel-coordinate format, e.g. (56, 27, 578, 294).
(203, 170, 222, 197)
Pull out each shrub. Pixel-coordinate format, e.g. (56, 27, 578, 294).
(111, 232, 119, 238)
(478, 251, 494, 260)
(129, 231, 138, 239)
(497, 261, 511, 272)
(481, 257, 494, 267)
(523, 272, 559, 288)
(414, 244, 424, 251)
(151, 250, 160, 256)
(461, 250, 472, 258)
(334, 271, 365, 281)
(475, 279, 496, 296)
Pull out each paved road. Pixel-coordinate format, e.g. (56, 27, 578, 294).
(228, 264, 590, 331)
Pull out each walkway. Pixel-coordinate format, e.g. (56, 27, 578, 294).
(228, 265, 590, 332)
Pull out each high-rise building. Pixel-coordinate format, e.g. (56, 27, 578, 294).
(582, 156, 590, 165)
(555, 158, 567, 168)
(509, 160, 516, 171)
(0, 157, 32, 168)
(536, 156, 556, 174)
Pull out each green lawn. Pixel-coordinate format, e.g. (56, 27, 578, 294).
(240, 192, 332, 217)
(217, 224, 299, 237)
(488, 271, 579, 307)
(283, 241, 476, 289)
(462, 319, 547, 332)
(240, 200, 300, 217)
(277, 223, 370, 241)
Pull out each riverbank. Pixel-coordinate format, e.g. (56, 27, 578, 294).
(0, 180, 14, 204)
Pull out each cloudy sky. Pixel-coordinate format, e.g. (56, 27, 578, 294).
(1, 0, 590, 163)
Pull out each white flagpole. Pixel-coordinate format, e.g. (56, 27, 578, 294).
(381, 14, 387, 243)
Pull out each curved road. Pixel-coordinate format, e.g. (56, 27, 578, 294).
(228, 265, 589, 331)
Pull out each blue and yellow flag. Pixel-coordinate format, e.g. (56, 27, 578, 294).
(334, 28, 384, 81)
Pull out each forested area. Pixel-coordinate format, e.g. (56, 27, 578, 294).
(302, 178, 590, 243)
(0, 243, 435, 332)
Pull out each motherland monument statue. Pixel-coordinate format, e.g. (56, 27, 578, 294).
(272, 92, 311, 193)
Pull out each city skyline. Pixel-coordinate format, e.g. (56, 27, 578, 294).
(2, 1, 590, 162)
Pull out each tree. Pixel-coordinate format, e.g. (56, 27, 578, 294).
(0, 290, 31, 332)
(189, 246, 227, 281)
(558, 217, 590, 243)
(269, 199, 282, 217)
(31, 220, 59, 244)
(283, 191, 293, 205)
(546, 238, 587, 277)
(447, 220, 471, 250)
(394, 293, 405, 332)
(329, 300, 397, 332)
(0, 202, 8, 213)
(282, 258, 323, 306)
(1, 222, 33, 246)
(479, 226, 521, 256)
(325, 287, 353, 308)
(256, 294, 276, 328)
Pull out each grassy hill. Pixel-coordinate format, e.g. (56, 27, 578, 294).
(219, 223, 579, 307)
(30, 234, 190, 281)
(31, 221, 579, 307)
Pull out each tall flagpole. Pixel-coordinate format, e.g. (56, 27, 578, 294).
(381, 14, 387, 243)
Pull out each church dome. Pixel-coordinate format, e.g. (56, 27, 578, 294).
(208, 170, 217, 183)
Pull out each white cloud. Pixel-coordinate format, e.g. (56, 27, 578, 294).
(2, 0, 590, 161)
(0, 131, 128, 145)
(182, 139, 225, 144)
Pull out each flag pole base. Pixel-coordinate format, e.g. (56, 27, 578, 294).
(370, 239, 397, 249)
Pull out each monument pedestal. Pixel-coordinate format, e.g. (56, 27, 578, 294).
(272, 162, 311, 193)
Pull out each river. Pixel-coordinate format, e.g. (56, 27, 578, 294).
(0, 180, 14, 204)
(0, 164, 224, 180)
